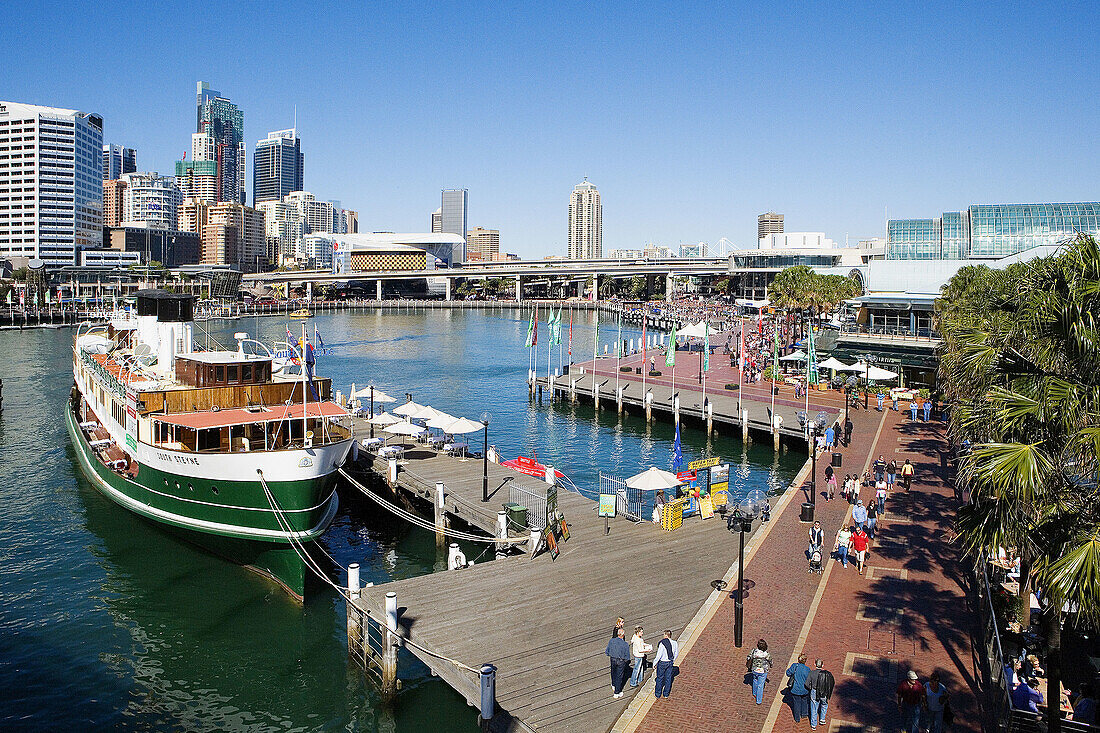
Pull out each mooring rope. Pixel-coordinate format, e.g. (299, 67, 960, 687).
(338, 468, 528, 545)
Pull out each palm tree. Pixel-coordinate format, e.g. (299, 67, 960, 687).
(940, 235, 1100, 733)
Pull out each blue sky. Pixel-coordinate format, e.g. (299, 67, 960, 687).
(3, 1, 1099, 258)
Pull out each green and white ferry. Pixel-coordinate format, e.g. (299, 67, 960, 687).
(67, 290, 353, 599)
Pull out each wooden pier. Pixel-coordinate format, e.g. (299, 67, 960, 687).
(339, 415, 814, 733)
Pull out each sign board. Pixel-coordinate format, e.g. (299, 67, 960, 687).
(676, 470, 696, 484)
(688, 456, 721, 471)
(710, 464, 730, 506)
(546, 484, 560, 528)
(125, 388, 138, 457)
(598, 494, 617, 518)
(661, 499, 685, 531)
(559, 518, 570, 542)
(699, 495, 715, 520)
(545, 531, 559, 559)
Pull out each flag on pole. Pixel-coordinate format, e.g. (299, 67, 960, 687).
(524, 309, 536, 347)
(772, 321, 780, 380)
(314, 325, 326, 354)
(552, 307, 563, 345)
(641, 320, 647, 367)
(615, 312, 623, 357)
(738, 321, 745, 373)
(672, 422, 683, 472)
(702, 323, 710, 372)
(665, 325, 678, 367)
(806, 324, 819, 385)
(568, 311, 573, 356)
(302, 338, 319, 400)
(592, 317, 599, 354)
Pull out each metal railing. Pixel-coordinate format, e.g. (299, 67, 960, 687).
(839, 324, 941, 342)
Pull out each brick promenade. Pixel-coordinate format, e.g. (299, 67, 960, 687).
(614, 406, 982, 733)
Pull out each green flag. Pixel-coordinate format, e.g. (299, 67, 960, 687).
(524, 309, 535, 348)
(772, 322, 780, 379)
(806, 324, 818, 384)
(665, 326, 677, 367)
(553, 307, 563, 345)
(702, 323, 710, 372)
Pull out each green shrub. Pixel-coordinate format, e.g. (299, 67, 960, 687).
(649, 370, 662, 377)
(620, 366, 633, 372)
(725, 383, 739, 390)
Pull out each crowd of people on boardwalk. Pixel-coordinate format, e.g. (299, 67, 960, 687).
(604, 618, 679, 699)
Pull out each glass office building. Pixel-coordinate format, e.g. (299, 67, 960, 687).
(887, 202, 1100, 260)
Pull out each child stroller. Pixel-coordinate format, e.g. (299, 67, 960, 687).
(808, 547, 823, 573)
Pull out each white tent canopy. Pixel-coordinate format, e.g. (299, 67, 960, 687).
(625, 466, 682, 491)
(779, 350, 807, 362)
(677, 321, 710, 339)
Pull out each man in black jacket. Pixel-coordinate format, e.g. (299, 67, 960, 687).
(605, 628, 631, 698)
(806, 658, 835, 730)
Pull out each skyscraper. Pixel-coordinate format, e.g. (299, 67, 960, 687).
(466, 227, 500, 261)
(441, 189, 467, 262)
(195, 81, 245, 204)
(431, 207, 442, 233)
(253, 129, 303, 204)
(120, 172, 183, 230)
(102, 179, 127, 229)
(758, 212, 783, 242)
(0, 101, 103, 267)
(102, 144, 137, 180)
(568, 178, 602, 259)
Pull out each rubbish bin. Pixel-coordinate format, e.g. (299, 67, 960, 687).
(635, 367, 642, 375)
(800, 502, 815, 523)
(503, 502, 528, 531)
(832, 452, 842, 467)
(562, 364, 570, 376)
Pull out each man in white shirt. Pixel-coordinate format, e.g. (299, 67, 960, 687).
(653, 629, 679, 699)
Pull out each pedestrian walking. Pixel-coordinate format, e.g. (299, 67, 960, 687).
(873, 455, 886, 483)
(892, 392, 899, 411)
(605, 628, 631, 698)
(901, 459, 915, 492)
(843, 416, 853, 445)
(876, 391, 885, 411)
(653, 629, 679, 699)
(923, 400, 932, 421)
(866, 499, 878, 539)
(910, 401, 918, 420)
(852, 500, 868, 532)
(834, 525, 852, 568)
(876, 480, 887, 516)
(786, 653, 812, 722)
(824, 424, 835, 451)
(851, 525, 870, 575)
(924, 671, 948, 733)
(887, 460, 898, 490)
(826, 472, 837, 500)
(897, 670, 926, 733)
(809, 521, 824, 557)
(629, 626, 652, 687)
(747, 639, 772, 705)
(806, 658, 835, 730)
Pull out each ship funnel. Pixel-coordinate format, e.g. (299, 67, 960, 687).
(134, 290, 196, 375)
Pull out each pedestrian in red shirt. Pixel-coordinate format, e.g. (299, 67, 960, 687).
(850, 526, 870, 575)
(897, 670, 926, 733)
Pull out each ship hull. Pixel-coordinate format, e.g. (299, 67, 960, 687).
(66, 389, 347, 600)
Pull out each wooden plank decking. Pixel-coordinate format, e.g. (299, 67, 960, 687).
(345, 432, 807, 733)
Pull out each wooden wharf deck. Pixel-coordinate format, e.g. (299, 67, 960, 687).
(342, 415, 814, 733)
(535, 367, 840, 445)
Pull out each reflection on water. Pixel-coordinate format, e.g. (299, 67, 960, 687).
(0, 309, 800, 731)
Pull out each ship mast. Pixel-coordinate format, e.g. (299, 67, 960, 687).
(301, 322, 308, 445)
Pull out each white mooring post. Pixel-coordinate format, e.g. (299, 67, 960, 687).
(645, 391, 653, 422)
(388, 457, 398, 485)
(707, 401, 714, 435)
(594, 382, 601, 411)
(570, 378, 578, 403)
(382, 591, 399, 699)
(742, 408, 750, 441)
(528, 528, 542, 558)
(617, 385, 623, 414)
(496, 510, 509, 560)
(346, 563, 362, 658)
(674, 396, 680, 425)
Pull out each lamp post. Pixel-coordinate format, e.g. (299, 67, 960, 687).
(481, 414, 490, 502)
(809, 423, 818, 510)
(731, 491, 769, 648)
(369, 385, 375, 439)
(861, 354, 872, 409)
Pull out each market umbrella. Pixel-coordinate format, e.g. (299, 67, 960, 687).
(426, 411, 460, 429)
(625, 466, 682, 491)
(817, 357, 851, 371)
(441, 417, 487, 435)
(368, 412, 403, 426)
(351, 385, 397, 403)
(382, 419, 428, 448)
(408, 404, 447, 421)
(392, 401, 427, 417)
(836, 362, 866, 372)
(850, 362, 900, 381)
(779, 350, 807, 362)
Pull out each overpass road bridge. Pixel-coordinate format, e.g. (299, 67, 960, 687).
(242, 258, 732, 301)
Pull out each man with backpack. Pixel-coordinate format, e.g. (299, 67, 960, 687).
(806, 658, 835, 730)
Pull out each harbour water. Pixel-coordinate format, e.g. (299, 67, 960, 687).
(0, 308, 802, 731)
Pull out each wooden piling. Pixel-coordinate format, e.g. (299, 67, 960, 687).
(382, 592, 399, 700)
(434, 481, 447, 548)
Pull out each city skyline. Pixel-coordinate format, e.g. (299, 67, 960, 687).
(4, 2, 1100, 258)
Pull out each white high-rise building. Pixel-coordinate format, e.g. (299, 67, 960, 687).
(121, 172, 183, 231)
(441, 190, 467, 262)
(568, 177, 601, 259)
(0, 101, 104, 267)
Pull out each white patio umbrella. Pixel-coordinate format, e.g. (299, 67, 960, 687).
(851, 362, 899, 381)
(441, 417, 488, 435)
(779, 350, 807, 362)
(392, 401, 427, 417)
(625, 466, 682, 491)
(836, 362, 866, 372)
(351, 384, 397, 403)
(368, 411, 403, 426)
(408, 404, 446, 421)
(426, 411, 460, 429)
(817, 357, 851, 371)
(384, 421, 428, 436)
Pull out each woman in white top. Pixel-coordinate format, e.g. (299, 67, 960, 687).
(629, 626, 652, 687)
(834, 526, 853, 568)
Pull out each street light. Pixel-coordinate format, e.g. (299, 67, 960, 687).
(808, 423, 819, 512)
(730, 490, 769, 648)
(481, 413, 491, 502)
(861, 353, 873, 408)
(369, 385, 375, 439)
